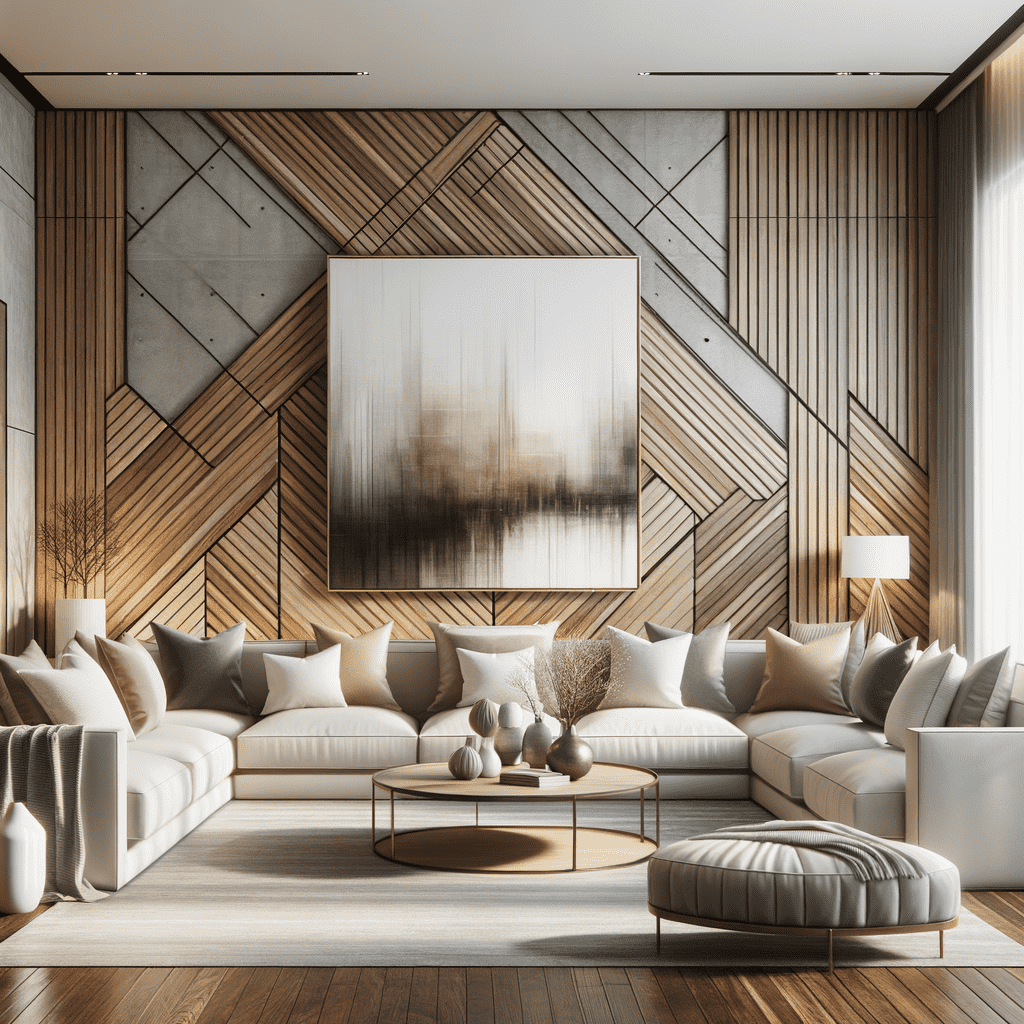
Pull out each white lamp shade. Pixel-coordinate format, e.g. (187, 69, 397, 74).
(840, 535, 910, 580)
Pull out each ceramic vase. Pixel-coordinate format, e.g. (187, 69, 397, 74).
(448, 737, 484, 780)
(54, 597, 106, 660)
(0, 803, 45, 915)
(477, 735, 502, 778)
(493, 702, 524, 766)
(522, 715, 553, 769)
(546, 723, 594, 781)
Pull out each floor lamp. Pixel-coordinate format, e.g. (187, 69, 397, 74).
(841, 535, 910, 643)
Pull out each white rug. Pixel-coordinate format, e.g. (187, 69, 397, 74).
(2, 800, 1021, 968)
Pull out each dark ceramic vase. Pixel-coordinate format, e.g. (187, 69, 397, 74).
(546, 723, 594, 781)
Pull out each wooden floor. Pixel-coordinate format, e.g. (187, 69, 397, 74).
(0, 892, 1023, 1023)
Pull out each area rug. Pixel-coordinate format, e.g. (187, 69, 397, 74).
(2, 800, 1021, 968)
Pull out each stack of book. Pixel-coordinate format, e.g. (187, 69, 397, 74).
(500, 767, 571, 787)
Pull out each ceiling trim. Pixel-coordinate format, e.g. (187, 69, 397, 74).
(0, 51, 53, 111)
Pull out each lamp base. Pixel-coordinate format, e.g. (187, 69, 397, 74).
(862, 578, 902, 643)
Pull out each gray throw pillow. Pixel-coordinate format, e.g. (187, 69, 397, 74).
(151, 621, 250, 715)
(946, 646, 1016, 727)
(644, 621, 733, 714)
(790, 617, 867, 708)
(848, 633, 918, 727)
(884, 641, 967, 749)
(0, 640, 53, 725)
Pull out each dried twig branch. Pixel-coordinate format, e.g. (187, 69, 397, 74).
(536, 639, 614, 726)
(37, 494, 124, 597)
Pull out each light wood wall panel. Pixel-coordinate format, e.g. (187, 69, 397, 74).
(126, 560, 205, 642)
(35, 111, 124, 653)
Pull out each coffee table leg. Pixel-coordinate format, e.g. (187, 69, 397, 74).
(390, 790, 395, 859)
(656, 782, 660, 846)
(640, 787, 645, 842)
(572, 797, 577, 870)
(371, 782, 376, 848)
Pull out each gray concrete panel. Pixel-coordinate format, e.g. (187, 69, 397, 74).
(671, 139, 730, 249)
(638, 206, 727, 314)
(139, 110, 220, 170)
(0, 77, 35, 195)
(6, 427, 34, 651)
(127, 287, 227, 422)
(0, 173, 35, 434)
(594, 111, 727, 192)
(501, 110, 786, 441)
(127, 111, 194, 226)
(653, 192, 727, 270)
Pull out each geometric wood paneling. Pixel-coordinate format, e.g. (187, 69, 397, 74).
(105, 385, 166, 485)
(125, 559, 205, 642)
(206, 486, 279, 640)
(849, 398, 930, 643)
(695, 488, 788, 636)
(640, 465, 694, 577)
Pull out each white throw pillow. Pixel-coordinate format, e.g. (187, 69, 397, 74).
(601, 627, 691, 710)
(455, 647, 540, 709)
(19, 653, 136, 737)
(884, 641, 967, 749)
(643, 621, 733, 714)
(262, 645, 346, 715)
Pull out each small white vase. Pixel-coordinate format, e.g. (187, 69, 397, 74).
(478, 736, 502, 778)
(0, 803, 45, 915)
(55, 597, 106, 659)
(494, 702, 524, 766)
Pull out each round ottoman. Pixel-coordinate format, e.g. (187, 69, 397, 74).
(647, 822, 960, 970)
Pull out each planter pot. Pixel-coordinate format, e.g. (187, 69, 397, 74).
(0, 803, 45, 915)
(546, 723, 594, 781)
(55, 598, 106, 659)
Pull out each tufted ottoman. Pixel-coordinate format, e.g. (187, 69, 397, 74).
(647, 820, 960, 970)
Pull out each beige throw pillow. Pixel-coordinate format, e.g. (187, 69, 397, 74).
(312, 621, 400, 711)
(790, 617, 867, 706)
(0, 640, 52, 725)
(263, 645, 346, 715)
(602, 627, 690, 710)
(749, 627, 853, 715)
(96, 634, 168, 737)
(884, 641, 967, 749)
(20, 653, 136, 737)
(426, 622, 559, 716)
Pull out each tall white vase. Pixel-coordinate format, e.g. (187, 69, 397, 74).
(0, 803, 45, 915)
(54, 597, 106, 658)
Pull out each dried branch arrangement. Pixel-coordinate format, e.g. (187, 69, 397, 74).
(534, 639, 614, 726)
(37, 493, 124, 597)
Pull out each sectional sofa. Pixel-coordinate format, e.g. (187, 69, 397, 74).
(77, 638, 1024, 893)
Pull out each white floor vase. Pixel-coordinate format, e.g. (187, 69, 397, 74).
(0, 802, 45, 915)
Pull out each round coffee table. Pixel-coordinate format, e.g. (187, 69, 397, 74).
(371, 762, 659, 873)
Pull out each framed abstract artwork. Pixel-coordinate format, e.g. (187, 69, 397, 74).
(327, 256, 640, 591)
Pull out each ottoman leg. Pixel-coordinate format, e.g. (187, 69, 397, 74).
(656, 916, 661, 954)
(827, 930, 833, 973)
(940, 930, 944, 959)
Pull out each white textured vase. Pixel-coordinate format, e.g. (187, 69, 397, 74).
(55, 598, 106, 659)
(478, 736, 502, 778)
(0, 803, 45, 915)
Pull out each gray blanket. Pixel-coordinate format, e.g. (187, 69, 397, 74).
(686, 819, 930, 882)
(0, 725, 107, 903)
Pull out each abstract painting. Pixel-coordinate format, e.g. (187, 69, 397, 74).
(327, 257, 639, 590)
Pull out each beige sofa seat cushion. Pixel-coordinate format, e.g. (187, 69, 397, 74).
(648, 833, 960, 930)
(126, 749, 193, 841)
(751, 724, 887, 800)
(162, 708, 256, 740)
(733, 710, 860, 740)
(803, 747, 907, 839)
(129, 723, 234, 800)
(237, 707, 419, 770)
(575, 708, 748, 771)
(418, 706, 561, 764)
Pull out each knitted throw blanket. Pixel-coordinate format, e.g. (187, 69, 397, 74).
(686, 819, 930, 882)
(0, 725, 107, 903)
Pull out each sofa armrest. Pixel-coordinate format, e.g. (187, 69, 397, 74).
(1006, 664, 1024, 726)
(906, 726, 1024, 889)
(80, 727, 129, 892)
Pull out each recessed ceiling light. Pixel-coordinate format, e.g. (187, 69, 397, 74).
(836, 71, 852, 76)
(638, 72, 651, 76)
(135, 72, 147, 76)
(869, 71, 882, 76)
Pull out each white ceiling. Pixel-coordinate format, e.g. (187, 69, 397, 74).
(5, 0, 1022, 110)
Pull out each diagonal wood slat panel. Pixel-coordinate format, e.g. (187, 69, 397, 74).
(495, 591, 628, 638)
(173, 372, 269, 466)
(105, 385, 165, 485)
(604, 537, 696, 635)
(641, 467, 695, 577)
(206, 486, 279, 640)
(695, 488, 788, 636)
(849, 398, 930, 643)
(125, 560, 205, 642)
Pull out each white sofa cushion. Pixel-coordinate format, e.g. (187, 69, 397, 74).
(126, 749, 193, 841)
(733, 709, 859, 739)
(574, 708, 748, 771)
(419, 706, 562, 764)
(803, 747, 907, 839)
(237, 707, 420, 770)
(162, 708, 256, 739)
(129, 723, 234, 800)
(750, 723, 887, 800)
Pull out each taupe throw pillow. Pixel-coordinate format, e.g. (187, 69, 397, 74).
(749, 627, 852, 715)
(95, 634, 168, 737)
(790, 617, 867, 707)
(312, 621, 401, 711)
(946, 646, 1016, 727)
(0, 640, 52, 725)
(426, 622, 559, 716)
(643, 621, 733, 714)
(151, 621, 250, 715)
(848, 633, 918, 727)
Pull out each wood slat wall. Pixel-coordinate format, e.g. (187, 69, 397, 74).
(730, 110, 935, 631)
(33, 108, 936, 648)
(35, 111, 124, 653)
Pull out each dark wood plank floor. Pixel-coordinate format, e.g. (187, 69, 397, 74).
(0, 892, 1021, 1023)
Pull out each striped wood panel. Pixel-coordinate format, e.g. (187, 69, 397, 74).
(105, 386, 165, 485)
(729, 109, 935, 468)
(788, 396, 849, 625)
(35, 111, 125, 653)
(126, 560, 205, 642)
(640, 467, 694, 577)
(206, 486, 279, 640)
(849, 398, 930, 643)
